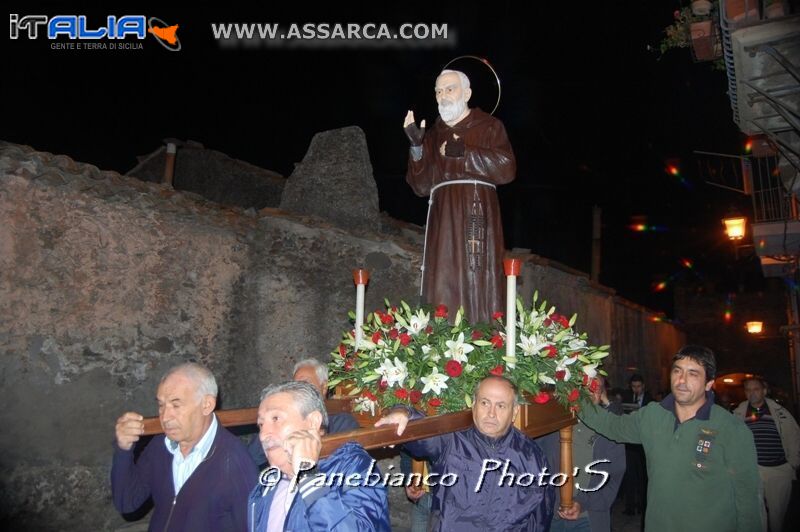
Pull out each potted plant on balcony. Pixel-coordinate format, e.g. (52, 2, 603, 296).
(659, 4, 722, 63)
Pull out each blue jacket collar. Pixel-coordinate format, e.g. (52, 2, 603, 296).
(660, 390, 714, 426)
(471, 424, 516, 449)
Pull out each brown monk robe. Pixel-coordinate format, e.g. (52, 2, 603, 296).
(406, 105, 516, 324)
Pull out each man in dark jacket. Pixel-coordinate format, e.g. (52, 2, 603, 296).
(404, 69, 516, 324)
(112, 362, 257, 531)
(248, 381, 389, 531)
(620, 374, 651, 517)
(537, 377, 626, 532)
(376, 375, 554, 531)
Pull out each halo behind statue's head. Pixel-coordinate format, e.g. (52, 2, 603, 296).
(442, 56, 501, 115)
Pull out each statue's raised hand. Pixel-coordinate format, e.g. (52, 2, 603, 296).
(403, 110, 426, 147)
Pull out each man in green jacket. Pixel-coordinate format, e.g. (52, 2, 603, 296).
(579, 345, 762, 532)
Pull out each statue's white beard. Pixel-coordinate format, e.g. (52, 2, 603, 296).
(438, 98, 467, 124)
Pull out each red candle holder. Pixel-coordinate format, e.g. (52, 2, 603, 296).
(503, 258, 521, 276)
(353, 269, 370, 285)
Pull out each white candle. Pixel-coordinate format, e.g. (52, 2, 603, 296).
(504, 259, 521, 359)
(352, 269, 369, 351)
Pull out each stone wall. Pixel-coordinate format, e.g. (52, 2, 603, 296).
(0, 142, 421, 530)
(518, 256, 685, 394)
(0, 141, 684, 530)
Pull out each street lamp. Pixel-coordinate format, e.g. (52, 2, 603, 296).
(723, 216, 747, 240)
(746, 321, 763, 334)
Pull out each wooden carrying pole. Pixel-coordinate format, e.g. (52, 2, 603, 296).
(139, 399, 575, 509)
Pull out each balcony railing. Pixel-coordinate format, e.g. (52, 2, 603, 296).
(749, 155, 796, 222)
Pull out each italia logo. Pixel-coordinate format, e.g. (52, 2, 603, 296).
(9, 14, 181, 51)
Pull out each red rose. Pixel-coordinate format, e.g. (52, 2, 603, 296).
(399, 333, 411, 346)
(544, 345, 558, 358)
(492, 311, 504, 321)
(379, 378, 388, 391)
(489, 364, 504, 376)
(410, 390, 422, 404)
(556, 315, 570, 328)
(543, 318, 552, 327)
(534, 391, 550, 404)
(363, 390, 377, 401)
(568, 388, 580, 402)
(428, 398, 442, 407)
(445, 360, 463, 377)
(381, 313, 394, 325)
(555, 370, 566, 381)
(344, 359, 354, 371)
(471, 330, 483, 340)
(371, 331, 382, 344)
(425, 325, 433, 334)
(394, 388, 408, 399)
(589, 378, 599, 393)
(338, 344, 347, 357)
(389, 328, 399, 340)
(435, 304, 448, 318)
(490, 334, 503, 349)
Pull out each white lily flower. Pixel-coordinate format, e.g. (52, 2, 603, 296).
(420, 368, 449, 395)
(539, 373, 556, 385)
(421, 345, 431, 355)
(408, 310, 430, 336)
(464, 364, 476, 373)
(353, 396, 377, 416)
(568, 338, 587, 351)
(582, 363, 599, 379)
(444, 332, 474, 363)
(518, 333, 549, 357)
(377, 357, 408, 388)
(555, 355, 578, 381)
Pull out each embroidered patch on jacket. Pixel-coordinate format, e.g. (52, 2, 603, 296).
(694, 428, 717, 468)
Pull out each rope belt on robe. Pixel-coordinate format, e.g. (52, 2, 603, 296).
(420, 179, 496, 297)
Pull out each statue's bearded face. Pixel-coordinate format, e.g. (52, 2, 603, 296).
(435, 72, 471, 125)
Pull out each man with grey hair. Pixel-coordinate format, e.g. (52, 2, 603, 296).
(404, 68, 516, 324)
(247, 358, 359, 468)
(734, 377, 800, 532)
(112, 362, 257, 531)
(248, 381, 390, 531)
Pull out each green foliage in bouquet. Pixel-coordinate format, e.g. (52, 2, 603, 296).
(329, 292, 609, 416)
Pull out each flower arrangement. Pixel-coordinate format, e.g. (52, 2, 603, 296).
(328, 292, 609, 416)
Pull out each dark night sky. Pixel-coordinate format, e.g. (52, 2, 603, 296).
(2, 1, 758, 315)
